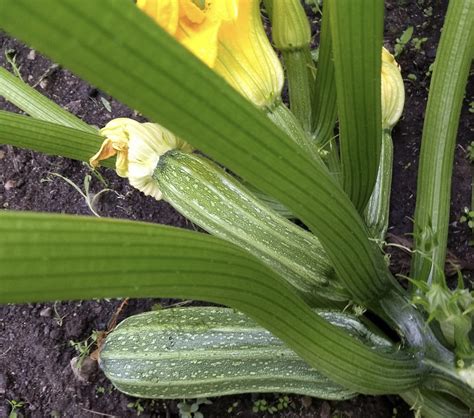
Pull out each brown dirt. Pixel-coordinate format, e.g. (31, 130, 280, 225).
(0, 1, 471, 417)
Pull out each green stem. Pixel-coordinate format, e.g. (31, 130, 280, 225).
(265, 100, 321, 163)
(0, 66, 95, 133)
(378, 290, 454, 364)
(0, 110, 112, 167)
(411, 0, 474, 285)
(365, 131, 393, 242)
(401, 389, 471, 418)
(282, 48, 315, 133)
(379, 291, 474, 410)
(328, 0, 384, 213)
(322, 139, 342, 185)
(422, 360, 474, 410)
(311, 4, 337, 145)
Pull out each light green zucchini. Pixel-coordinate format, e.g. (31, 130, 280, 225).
(153, 150, 349, 306)
(100, 307, 389, 399)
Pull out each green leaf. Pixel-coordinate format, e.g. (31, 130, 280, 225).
(411, 0, 474, 284)
(0, 0, 393, 304)
(0, 111, 112, 167)
(0, 211, 422, 394)
(0, 66, 95, 133)
(328, 0, 384, 213)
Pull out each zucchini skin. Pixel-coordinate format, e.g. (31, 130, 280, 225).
(100, 308, 363, 399)
(153, 150, 349, 305)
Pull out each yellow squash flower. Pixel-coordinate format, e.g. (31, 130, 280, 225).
(90, 118, 193, 199)
(137, 0, 284, 107)
(381, 47, 405, 130)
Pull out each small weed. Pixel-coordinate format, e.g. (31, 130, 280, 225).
(52, 301, 68, 326)
(4, 49, 23, 80)
(100, 96, 112, 113)
(227, 401, 239, 414)
(305, 0, 322, 15)
(252, 396, 292, 414)
(460, 207, 474, 230)
(7, 399, 25, 418)
(276, 396, 290, 411)
(95, 386, 106, 395)
(177, 398, 212, 418)
(69, 330, 100, 368)
(407, 73, 417, 81)
(411, 37, 428, 51)
(467, 142, 474, 162)
(43, 172, 118, 217)
(425, 63, 435, 78)
(423, 6, 433, 17)
(394, 26, 413, 57)
(127, 399, 145, 416)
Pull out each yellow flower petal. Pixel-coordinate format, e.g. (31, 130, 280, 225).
(137, 0, 282, 107)
(137, 0, 179, 35)
(176, 18, 221, 67)
(179, 0, 206, 24)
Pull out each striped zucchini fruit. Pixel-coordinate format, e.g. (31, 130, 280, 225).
(100, 307, 391, 399)
(154, 150, 349, 306)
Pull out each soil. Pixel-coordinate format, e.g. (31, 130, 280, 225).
(0, 1, 472, 417)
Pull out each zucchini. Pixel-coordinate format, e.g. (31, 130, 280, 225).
(100, 307, 380, 399)
(153, 150, 349, 305)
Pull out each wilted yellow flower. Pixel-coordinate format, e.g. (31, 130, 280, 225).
(381, 47, 405, 130)
(90, 118, 193, 199)
(137, 0, 284, 107)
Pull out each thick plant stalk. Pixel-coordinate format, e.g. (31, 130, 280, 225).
(0, 111, 112, 167)
(364, 131, 393, 242)
(267, 0, 314, 132)
(281, 49, 315, 133)
(401, 389, 471, 418)
(328, 0, 384, 213)
(410, 0, 474, 285)
(153, 150, 349, 306)
(0, 66, 95, 133)
(311, 3, 337, 146)
(265, 100, 321, 163)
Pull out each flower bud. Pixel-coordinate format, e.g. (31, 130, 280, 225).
(90, 118, 193, 199)
(271, 0, 311, 51)
(381, 47, 405, 130)
(214, 0, 284, 107)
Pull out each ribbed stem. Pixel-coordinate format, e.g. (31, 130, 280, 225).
(282, 48, 314, 133)
(328, 0, 384, 213)
(311, 3, 337, 145)
(401, 389, 471, 418)
(410, 0, 474, 285)
(265, 100, 321, 163)
(0, 66, 95, 133)
(365, 131, 393, 242)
